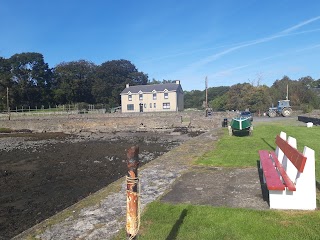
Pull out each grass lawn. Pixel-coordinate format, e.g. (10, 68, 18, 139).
(114, 121, 320, 240)
(135, 202, 320, 240)
(196, 121, 320, 181)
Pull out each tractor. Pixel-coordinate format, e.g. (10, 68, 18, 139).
(267, 99, 292, 117)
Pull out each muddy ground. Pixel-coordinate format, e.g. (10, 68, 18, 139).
(0, 130, 199, 239)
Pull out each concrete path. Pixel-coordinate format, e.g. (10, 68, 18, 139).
(161, 166, 268, 210)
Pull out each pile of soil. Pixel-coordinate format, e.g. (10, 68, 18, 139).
(0, 131, 194, 239)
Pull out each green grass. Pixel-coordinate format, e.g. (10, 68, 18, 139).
(115, 201, 320, 240)
(114, 121, 320, 240)
(196, 122, 320, 181)
(0, 128, 12, 133)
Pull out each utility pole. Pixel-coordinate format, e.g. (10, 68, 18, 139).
(7, 87, 10, 120)
(286, 84, 289, 100)
(205, 76, 208, 108)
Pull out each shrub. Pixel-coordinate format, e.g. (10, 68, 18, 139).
(301, 104, 314, 113)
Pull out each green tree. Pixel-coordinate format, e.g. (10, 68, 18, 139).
(184, 86, 230, 109)
(222, 83, 270, 112)
(270, 76, 319, 109)
(53, 60, 96, 104)
(0, 57, 13, 110)
(269, 76, 292, 105)
(92, 59, 148, 105)
(9, 52, 53, 107)
(247, 85, 271, 113)
(209, 93, 228, 111)
(225, 83, 254, 111)
(184, 90, 204, 109)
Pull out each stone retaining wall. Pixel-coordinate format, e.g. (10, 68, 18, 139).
(0, 111, 237, 133)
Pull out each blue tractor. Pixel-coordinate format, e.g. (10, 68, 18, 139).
(267, 100, 292, 117)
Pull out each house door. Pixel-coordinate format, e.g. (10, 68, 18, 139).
(139, 103, 143, 112)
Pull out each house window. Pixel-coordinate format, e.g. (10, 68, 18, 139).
(128, 95, 132, 101)
(150, 103, 152, 108)
(163, 103, 170, 109)
(164, 92, 168, 99)
(139, 94, 143, 100)
(154, 103, 156, 108)
(127, 104, 134, 111)
(144, 103, 147, 108)
(153, 93, 157, 100)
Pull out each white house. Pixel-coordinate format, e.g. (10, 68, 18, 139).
(120, 80, 184, 113)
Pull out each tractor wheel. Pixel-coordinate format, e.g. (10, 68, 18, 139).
(268, 110, 276, 118)
(281, 107, 292, 117)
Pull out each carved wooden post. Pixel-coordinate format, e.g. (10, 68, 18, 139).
(126, 146, 140, 240)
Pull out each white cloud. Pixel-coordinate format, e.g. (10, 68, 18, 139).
(281, 16, 320, 34)
(173, 16, 320, 80)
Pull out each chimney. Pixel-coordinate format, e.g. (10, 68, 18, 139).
(175, 80, 180, 85)
(126, 83, 129, 88)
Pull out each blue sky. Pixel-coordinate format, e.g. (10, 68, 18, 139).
(1, 0, 320, 91)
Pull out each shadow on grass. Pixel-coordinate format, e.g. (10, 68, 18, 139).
(256, 160, 270, 205)
(317, 181, 320, 191)
(232, 130, 251, 137)
(165, 209, 188, 240)
(261, 138, 275, 151)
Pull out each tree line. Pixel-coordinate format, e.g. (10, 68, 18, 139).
(0, 52, 149, 111)
(185, 76, 320, 113)
(1, 52, 320, 113)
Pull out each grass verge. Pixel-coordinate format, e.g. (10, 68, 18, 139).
(126, 201, 320, 240)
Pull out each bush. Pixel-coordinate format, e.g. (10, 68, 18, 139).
(77, 102, 89, 110)
(301, 104, 314, 113)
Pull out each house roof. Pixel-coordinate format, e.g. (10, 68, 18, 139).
(120, 83, 183, 94)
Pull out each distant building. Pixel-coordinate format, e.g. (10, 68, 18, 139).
(120, 80, 184, 113)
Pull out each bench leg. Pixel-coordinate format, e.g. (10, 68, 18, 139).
(269, 189, 316, 210)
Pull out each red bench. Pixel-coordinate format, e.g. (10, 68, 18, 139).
(259, 132, 316, 210)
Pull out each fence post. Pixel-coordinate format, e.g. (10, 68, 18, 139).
(126, 146, 140, 240)
(7, 87, 10, 120)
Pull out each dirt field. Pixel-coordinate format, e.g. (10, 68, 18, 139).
(0, 129, 198, 239)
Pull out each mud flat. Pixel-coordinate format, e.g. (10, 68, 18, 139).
(0, 130, 198, 239)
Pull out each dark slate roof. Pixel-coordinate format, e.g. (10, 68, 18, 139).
(120, 83, 183, 94)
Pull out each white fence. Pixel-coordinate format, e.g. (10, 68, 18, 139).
(0, 104, 108, 119)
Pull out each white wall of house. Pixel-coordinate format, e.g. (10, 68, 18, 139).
(121, 91, 181, 113)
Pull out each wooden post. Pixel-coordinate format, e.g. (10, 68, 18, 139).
(7, 87, 10, 120)
(126, 146, 140, 240)
(205, 76, 208, 109)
